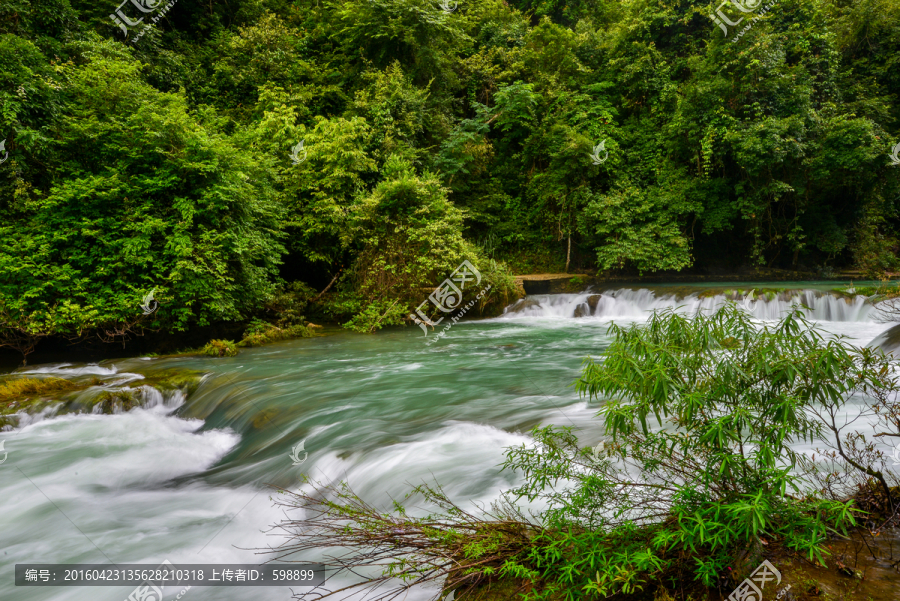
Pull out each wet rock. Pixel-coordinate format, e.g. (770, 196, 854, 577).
(506, 298, 542, 314)
(869, 323, 900, 353)
(574, 295, 602, 317)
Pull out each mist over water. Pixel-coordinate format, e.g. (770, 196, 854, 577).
(1, 285, 896, 600)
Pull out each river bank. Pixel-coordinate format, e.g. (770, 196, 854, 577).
(3, 272, 890, 371)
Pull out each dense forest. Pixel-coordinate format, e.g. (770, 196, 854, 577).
(2, 0, 900, 353)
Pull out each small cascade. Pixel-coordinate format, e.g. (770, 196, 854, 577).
(1, 367, 202, 430)
(501, 288, 877, 322)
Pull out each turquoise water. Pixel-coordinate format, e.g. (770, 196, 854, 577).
(0, 286, 895, 600)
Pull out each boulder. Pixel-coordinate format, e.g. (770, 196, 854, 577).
(506, 298, 542, 314)
(869, 323, 900, 353)
(573, 295, 602, 317)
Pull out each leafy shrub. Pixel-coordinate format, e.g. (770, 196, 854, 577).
(264, 282, 317, 327)
(341, 298, 407, 333)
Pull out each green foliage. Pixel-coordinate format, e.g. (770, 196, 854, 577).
(0, 37, 284, 355)
(5, 0, 900, 350)
(200, 339, 239, 357)
(581, 182, 696, 274)
(338, 155, 483, 331)
(238, 322, 314, 347)
(261, 281, 317, 327)
(484, 306, 898, 595)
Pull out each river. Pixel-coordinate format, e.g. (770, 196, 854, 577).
(0, 284, 894, 601)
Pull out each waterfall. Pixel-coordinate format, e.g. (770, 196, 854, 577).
(501, 288, 876, 322)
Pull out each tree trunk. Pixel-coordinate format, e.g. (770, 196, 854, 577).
(565, 235, 571, 273)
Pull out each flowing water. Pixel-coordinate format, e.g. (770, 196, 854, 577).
(1, 284, 897, 601)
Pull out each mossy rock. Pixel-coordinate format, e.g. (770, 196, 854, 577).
(85, 389, 143, 414)
(0, 376, 100, 416)
(0, 369, 206, 418)
(0, 376, 81, 403)
(140, 369, 206, 396)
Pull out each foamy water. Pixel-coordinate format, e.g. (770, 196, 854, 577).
(0, 286, 897, 600)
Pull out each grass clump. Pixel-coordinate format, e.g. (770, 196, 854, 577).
(199, 339, 238, 357)
(237, 320, 316, 347)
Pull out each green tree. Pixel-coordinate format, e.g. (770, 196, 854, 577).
(0, 38, 283, 358)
